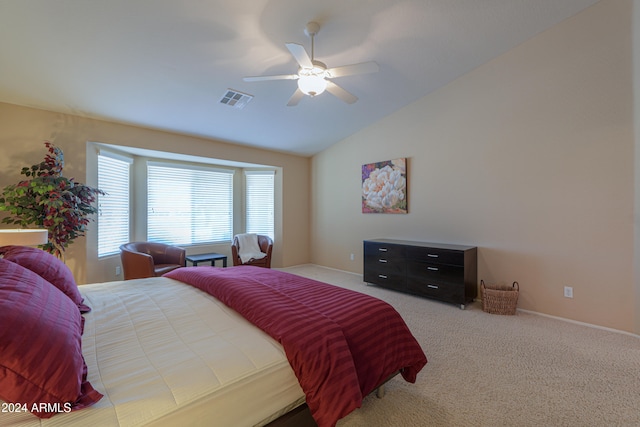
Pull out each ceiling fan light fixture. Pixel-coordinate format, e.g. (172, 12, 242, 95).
(297, 69, 327, 97)
(243, 21, 378, 105)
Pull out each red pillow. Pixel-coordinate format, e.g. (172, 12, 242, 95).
(0, 259, 102, 418)
(0, 245, 91, 313)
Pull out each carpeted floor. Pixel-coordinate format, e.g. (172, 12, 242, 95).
(282, 265, 640, 427)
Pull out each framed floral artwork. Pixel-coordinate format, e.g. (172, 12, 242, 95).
(362, 158, 407, 214)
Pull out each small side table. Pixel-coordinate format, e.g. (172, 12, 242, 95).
(185, 253, 228, 267)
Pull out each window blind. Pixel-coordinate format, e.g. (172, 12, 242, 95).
(97, 152, 132, 257)
(147, 162, 234, 245)
(245, 170, 275, 240)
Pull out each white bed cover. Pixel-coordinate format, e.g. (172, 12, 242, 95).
(2, 277, 304, 427)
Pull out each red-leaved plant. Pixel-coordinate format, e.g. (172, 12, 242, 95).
(0, 142, 105, 259)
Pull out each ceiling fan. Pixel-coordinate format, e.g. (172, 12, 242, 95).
(243, 21, 379, 106)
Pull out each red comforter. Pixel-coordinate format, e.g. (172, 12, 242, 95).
(165, 266, 427, 427)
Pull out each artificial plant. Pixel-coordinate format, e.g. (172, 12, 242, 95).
(0, 141, 104, 259)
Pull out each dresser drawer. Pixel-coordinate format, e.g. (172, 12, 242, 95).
(364, 241, 405, 260)
(364, 253, 404, 273)
(406, 279, 464, 303)
(406, 261, 464, 286)
(363, 269, 405, 290)
(406, 246, 464, 266)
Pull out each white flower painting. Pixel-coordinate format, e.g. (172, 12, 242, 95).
(362, 158, 407, 214)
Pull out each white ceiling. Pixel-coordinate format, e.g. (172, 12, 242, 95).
(0, 0, 599, 156)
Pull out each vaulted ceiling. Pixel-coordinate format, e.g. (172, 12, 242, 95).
(0, 0, 599, 156)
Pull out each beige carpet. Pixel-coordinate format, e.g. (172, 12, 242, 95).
(282, 265, 640, 427)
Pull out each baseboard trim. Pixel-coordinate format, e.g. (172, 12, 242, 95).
(516, 308, 640, 339)
(290, 264, 640, 339)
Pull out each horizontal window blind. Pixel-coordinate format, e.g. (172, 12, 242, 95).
(98, 152, 132, 257)
(245, 170, 275, 240)
(147, 162, 234, 245)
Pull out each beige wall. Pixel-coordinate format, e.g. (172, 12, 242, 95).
(632, 0, 640, 335)
(0, 102, 311, 283)
(311, 0, 636, 332)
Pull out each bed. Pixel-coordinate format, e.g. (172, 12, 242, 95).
(0, 246, 427, 427)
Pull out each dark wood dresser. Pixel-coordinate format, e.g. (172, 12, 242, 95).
(363, 239, 478, 309)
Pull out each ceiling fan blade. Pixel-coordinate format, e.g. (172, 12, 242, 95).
(243, 74, 298, 82)
(286, 88, 305, 107)
(325, 81, 358, 104)
(327, 61, 379, 78)
(285, 43, 313, 69)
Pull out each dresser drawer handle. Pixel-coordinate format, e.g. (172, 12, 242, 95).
(378, 248, 388, 252)
(427, 254, 439, 258)
(378, 259, 388, 263)
(378, 274, 388, 279)
(427, 284, 439, 289)
(427, 267, 439, 271)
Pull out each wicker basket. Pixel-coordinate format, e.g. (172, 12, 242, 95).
(481, 280, 519, 315)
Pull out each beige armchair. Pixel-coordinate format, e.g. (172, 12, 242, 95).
(120, 242, 185, 280)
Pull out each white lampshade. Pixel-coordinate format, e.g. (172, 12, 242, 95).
(0, 229, 49, 246)
(297, 73, 327, 97)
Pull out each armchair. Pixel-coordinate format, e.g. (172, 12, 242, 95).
(120, 242, 186, 280)
(231, 234, 273, 268)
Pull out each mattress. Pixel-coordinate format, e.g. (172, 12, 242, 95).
(2, 277, 304, 427)
(167, 266, 428, 426)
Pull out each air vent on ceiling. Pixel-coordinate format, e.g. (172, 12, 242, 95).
(219, 89, 253, 109)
